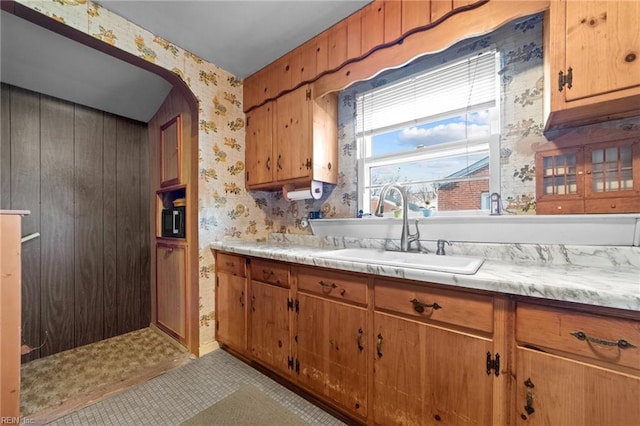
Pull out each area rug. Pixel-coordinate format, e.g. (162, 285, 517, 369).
(181, 384, 307, 426)
(21, 327, 190, 421)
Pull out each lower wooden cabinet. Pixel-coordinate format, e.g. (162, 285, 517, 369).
(373, 312, 494, 425)
(156, 242, 187, 343)
(515, 347, 640, 425)
(248, 280, 290, 375)
(296, 293, 368, 418)
(213, 251, 639, 425)
(215, 253, 247, 352)
(515, 302, 640, 425)
(373, 277, 499, 425)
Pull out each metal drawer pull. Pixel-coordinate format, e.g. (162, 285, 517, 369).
(225, 261, 235, 267)
(262, 269, 274, 278)
(570, 331, 637, 349)
(410, 298, 442, 314)
(239, 291, 245, 307)
(376, 333, 383, 358)
(319, 280, 337, 289)
(524, 378, 535, 417)
(356, 328, 364, 352)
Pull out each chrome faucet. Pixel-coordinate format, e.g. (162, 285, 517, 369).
(374, 183, 421, 252)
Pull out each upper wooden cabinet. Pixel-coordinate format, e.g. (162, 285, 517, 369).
(242, 0, 493, 112)
(160, 114, 181, 187)
(245, 84, 338, 190)
(545, 0, 640, 129)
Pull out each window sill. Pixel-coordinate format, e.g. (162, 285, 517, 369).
(309, 214, 640, 246)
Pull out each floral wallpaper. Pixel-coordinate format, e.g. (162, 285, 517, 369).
(18, 2, 639, 352)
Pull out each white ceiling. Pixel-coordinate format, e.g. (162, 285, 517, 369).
(0, 11, 173, 122)
(98, 0, 370, 79)
(0, 1, 368, 122)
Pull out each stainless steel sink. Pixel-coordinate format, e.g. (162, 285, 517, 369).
(316, 248, 484, 275)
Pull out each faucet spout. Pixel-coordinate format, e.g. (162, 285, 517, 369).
(375, 183, 421, 252)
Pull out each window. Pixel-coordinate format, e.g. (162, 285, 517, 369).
(356, 50, 501, 216)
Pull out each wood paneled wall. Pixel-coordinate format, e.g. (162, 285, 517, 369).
(0, 83, 150, 361)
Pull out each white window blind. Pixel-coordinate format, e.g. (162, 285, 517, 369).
(356, 51, 497, 135)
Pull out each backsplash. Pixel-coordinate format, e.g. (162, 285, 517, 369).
(267, 233, 640, 270)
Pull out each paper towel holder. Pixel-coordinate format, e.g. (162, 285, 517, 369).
(283, 180, 323, 201)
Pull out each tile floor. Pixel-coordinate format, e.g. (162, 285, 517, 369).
(50, 349, 345, 425)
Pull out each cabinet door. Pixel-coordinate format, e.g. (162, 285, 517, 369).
(249, 281, 290, 375)
(216, 272, 246, 352)
(516, 347, 640, 425)
(563, 1, 640, 102)
(374, 312, 494, 425)
(584, 138, 640, 213)
(296, 293, 368, 418)
(275, 85, 312, 182)
(160, 115, 181, 187)
(546, 1, 640, 128)
(535, 147, 585, 214)
(245, 101, 274, 188)
(156, 243, 187, 342)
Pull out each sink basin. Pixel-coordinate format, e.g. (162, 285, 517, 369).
(316, 248, 484, 275)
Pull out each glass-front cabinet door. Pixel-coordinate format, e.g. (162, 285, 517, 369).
(584, 139, 640, 213)
(536, 137, 640, 214)
(536, 147, 584, 214)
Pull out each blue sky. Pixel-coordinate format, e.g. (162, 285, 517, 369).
(368, 110, 491, 184)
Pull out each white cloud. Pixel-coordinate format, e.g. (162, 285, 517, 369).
(398, 122, 490, 147)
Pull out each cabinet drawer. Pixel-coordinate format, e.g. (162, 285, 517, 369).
(216, 252, 246, 277)
(297, 266, 367, 305)
(374, 279, 494, 333)
(517, 303, 640, 370)
(250, 258, 289, 288)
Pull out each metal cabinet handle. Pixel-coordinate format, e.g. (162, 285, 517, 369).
(376, 333, 383, 358)
(239, 291, 245, 307)
(319, 280, 337, 289)
(524, 378, 535, 416)
(266, 156, 271, 171)
(570, 331, 636, 349)
(410, 298, 442, 314)
(262, 269, 274, 278)
(251, 296, 256, 312)
(277, 154, 283, 170)
(357, 328, 364, 352)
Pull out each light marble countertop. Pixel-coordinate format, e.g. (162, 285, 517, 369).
(211, 239, 640, 313)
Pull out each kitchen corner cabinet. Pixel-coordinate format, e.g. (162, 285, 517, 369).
(544, 1, 640, 129)
(515, 302, 640, 425)
(215, 252, 247, 353)
(156, 241, 187, 343)
(245, 84, 338, 190)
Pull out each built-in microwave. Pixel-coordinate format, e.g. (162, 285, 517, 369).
(161, 207, 185, 238)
